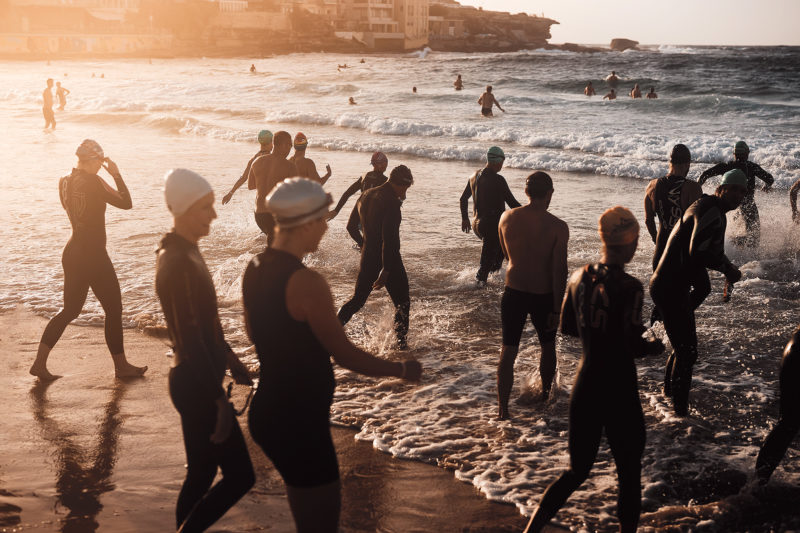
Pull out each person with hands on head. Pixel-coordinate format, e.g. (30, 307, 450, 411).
(221, 129, 273, 206)
(329, 151, 389, 249)
(156, 168, 255, 533)
(243, 178, 421, 533)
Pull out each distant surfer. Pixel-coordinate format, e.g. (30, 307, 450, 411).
(646, 86, 658, 99)
(478, 85, 504, 117)
(250, 64, 256, 73)
(222, 129, 273, 205)
(290, 132, 332, 185)
(630, 83, 642, 98)
(603, 89, 616, 100)
(55, 82, 70, 110)
(605, 70, 619, 87)
(42, 78, 56, 129)
(454, 74, 463, 91)
(584, 81, 596, 96)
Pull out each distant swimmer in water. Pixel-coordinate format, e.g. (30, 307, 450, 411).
(243, 178, 422, 533)
(478, 85, 504, 117)
(360, 58, 365, 63)
(250, 131, 297, 246)
(290, 132, 332, 185)
(790, 177, 800, 222)
(222, 129, 273, 205)
(584, 81, 596, 96)
(646, 86, 658, 99)
(338, 63, 348, 69)
(605, 70, 619, 87)
(42, 78, 55, 129)
(30, 140, 147, 380)
(524, 207, 664, 533)
(349, 96, 357, 105)
(630, 83, 642, 98)
(460, 146, 521, 284)
(156, 169, 255, 533)
(454, 74, 463, 91)
(55, 81, 70, 110)
(412, 86, 417, 93)
(603, 89, 616, 100)
(756, 324, 800, 484)
(329, 151, 389, 249)
(250, 64, 256, 73)
(496, 172, 569, 419)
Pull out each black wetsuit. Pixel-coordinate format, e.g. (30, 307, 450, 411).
(649, 175, 695, 270)
(338, 182, 410, 346)
(155, 232, 254, 531)
(756, 325, 800, 483)
(650, 194, 738, 416)
(698, 160, 774, 247)
(243, 248, 339, 487)
(40, 168, 131, 355)
(530, 264, 660, 533)
(332, 170, 388, 248)
(459, 167, 520, 282)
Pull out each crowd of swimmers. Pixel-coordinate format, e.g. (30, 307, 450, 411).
(584, 71, 658, 100)
(29, 131, 799, 532)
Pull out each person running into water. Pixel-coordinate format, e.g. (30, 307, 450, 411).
(243, 178, 422, 533)
(249, 131, 297, 246)
(454, 74, 463, 90)
(42, 78, 56, 129)
(646, 86, 658, 99)
(221, 129, 273, 205)
(756, 324, 800, 484)
(55, 81, 70, 110)
(584, 81, 596, 96)
(156, 169, 255, 533)
(650, 169, 746, 416)
(496, 172, 569, 419)
(329, 151, 389, 249)
(337, 166, 415, 349)
(605, 70, 619, 87)
(290, 132, 331, 185)
(698, 140, 774, 247)
(478, 85, 504, 116)
(629, 83, 642, 98)
(524, 207, 664, 533)
(603, 89, 617, 100)
(30, 140, 147, 380)
(460, 146, 521, 285)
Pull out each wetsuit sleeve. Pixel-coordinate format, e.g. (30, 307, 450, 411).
(698, 162, 731, 186)
(381, 202, 402, 273)
(688, 206, 735, 274)
(621, 280, 655, 357)
(644, 180, 658, 243)
(502, 180, 521, 209)
(460, 181, 472, 220)
(98, 174, 132, 210)
(750, 162, 774, 188)
(790, 179, 800, 213)
(334, 178, 363, 213)
(559, 271, 581, 338)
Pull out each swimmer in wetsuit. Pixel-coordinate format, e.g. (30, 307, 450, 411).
(290, 132, 332, 185)
(478, 85, 504, 116)
(524, 207, 664, 533)
(156, 169, 254, 533)
(30, 140, 147, 380)
(790, 177, 800, 222)
(221, 129, 273, 205)
(328, 151, 389, 249)
(337, 166, 414, 349)
(460, 146, 521, 284)
(756, 324, 800, 484)
(496, 172, 569, 418)
(243, 178, 422, 533)
(650, 169, 747, 416)
(250, 130, 297, 246)
(698, 140, 774, 248)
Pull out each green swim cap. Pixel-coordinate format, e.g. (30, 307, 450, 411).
(487, 146, 505, 162)
(720, 168, 747, 187)
(734, 141, 749, 155)
(258, 129, 273, 144)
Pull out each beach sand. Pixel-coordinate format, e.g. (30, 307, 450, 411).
(0, 307, 555, 532)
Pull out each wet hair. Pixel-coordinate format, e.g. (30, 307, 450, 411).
(486, 85, 492, 92)
(525, 171, 553, 199)
(273, 130, 292, 146)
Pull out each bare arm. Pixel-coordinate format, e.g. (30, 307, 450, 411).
(551, 223, 569, 313)
(498, 212, 509, 260)
(790, 179, 800, 219)
(99, 159, 132, 210)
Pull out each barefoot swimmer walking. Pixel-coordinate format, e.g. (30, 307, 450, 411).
(30, 140, 147, 380)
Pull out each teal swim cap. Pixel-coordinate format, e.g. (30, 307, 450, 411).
(734, 140, 749, 155)
(487, 146, 505, 162)
(258, 129, 273, 144)
(720, 168, 747, 187)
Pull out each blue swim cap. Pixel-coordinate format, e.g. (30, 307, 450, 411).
(487, 146, 505, 162)
(258, 129, 273, 144)
(720, 169, 747, 187)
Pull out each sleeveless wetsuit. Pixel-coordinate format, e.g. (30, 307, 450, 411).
(155, 232, 254, 530)
(40, 168, 131, 355)
(243, 248, 338, 487)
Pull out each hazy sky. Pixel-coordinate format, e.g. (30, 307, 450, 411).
(456, 0, 800, 46)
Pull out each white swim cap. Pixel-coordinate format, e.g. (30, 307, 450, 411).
(164, 168, 213, 217)
(266, 177, 333, 228)
(76, 139, 104, 161)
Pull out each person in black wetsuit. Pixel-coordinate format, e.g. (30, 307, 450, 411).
(756, 324, 800, 484)
(221, 129, 273, 205)
(30, 139, 147, 381)
(337, 165, 414, 348)
(698, 140, 774, 248)
(156, 169, 254, 533)
(243, 178, 422, 533)
(460, 146, 521, 284)
(524, 207, 664, 533)
(328, 151, 389, 249)
(650, 169, 747, 417)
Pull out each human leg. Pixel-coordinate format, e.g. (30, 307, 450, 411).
(286, 480, 341, 533)
(345, 205, 363, 249)
(739, 197, 760, 248)
(254, 212, 275, 246)
(606, 399, 646, 533)
(530, 293, 558, 398)
(385, 262, 410, 347)
(337, 260, 380, 325)
(756, 355, 800, 483)
(498, 287, 527, 419)
(476, 218, 501, 282)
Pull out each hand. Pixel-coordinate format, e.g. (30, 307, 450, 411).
(373, 270, 389, 290)
(725, 267, 742, 284)
(325, 164, 332, 176)
(400, 360, 422, 381)
(326, 209, 338, 221)
(222, 191, 233, 205)
(210, 398, 234, 444)
(761, 185, 771, 192)
(228, 352, 253, 386)
(102, 158, 121, 177)
(461, 218, 471, 233)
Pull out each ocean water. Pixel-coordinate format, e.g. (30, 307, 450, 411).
(1, 46, 799, 531)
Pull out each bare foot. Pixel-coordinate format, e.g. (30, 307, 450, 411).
(30, 363, 62, 381)
(115, 363, 148, 379)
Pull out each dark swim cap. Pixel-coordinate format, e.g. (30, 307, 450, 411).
(389, 165, 414, 186)
(720, 169, 747, 187)
(734, 140, 750, 155)
(669, 144, 691, 164)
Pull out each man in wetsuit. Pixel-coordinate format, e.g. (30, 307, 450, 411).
(496, 172, 569, 419)
(43, 78, 56, 129)
(650, 169, 747, 417)
(250, 131, 297, 246)
(156, 169, 254, 533)
(460, 146, 521, 285)
(524, 207, 663, 533)
(290, 132, 332, 185)
(478, 85, 504, 116)
(221, 129, 273, 205)
(338, 165, 414, 349)
(756, 324, 800, 484)
(329, 151, 389, 249)
(698, 141, 774, 247)
(789, 177, 800, 222)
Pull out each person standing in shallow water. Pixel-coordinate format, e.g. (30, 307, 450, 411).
(221, 129, 273, 206)
(496, 172, 568, 418)
(30, 139, 147, 380)
(584, 81, 596, 96)
(524, 207, 664, 533)
(478, 85, 504, 116)
(55, 81, 70, 110)
(42, 78, 56, 129)
(156, 169, 254, 533)
(243, 178, 421, 533)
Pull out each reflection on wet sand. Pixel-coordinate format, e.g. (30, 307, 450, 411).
(29, 380, 127, 532)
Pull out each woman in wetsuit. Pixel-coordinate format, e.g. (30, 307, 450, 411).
(524, 207, 663, 533)
(30, 139, 146, 380)
(242, 178, 422, 533)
